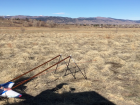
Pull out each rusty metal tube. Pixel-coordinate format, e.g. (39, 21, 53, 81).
(12, 56, 70, 89)
(9, 55, 61, 82)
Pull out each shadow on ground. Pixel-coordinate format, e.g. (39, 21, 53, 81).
(5, 83, 115, 105)
(12, 77, 37, 94)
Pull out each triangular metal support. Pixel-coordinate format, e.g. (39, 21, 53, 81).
(63, 56, 76, 79)
(54, 55, 87, 79)
(54, 54, 62, 73)
(71, 57, 87, 79)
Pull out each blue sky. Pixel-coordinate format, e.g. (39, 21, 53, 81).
(0, 0, 140, 20)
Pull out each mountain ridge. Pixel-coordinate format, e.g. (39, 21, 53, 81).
(0, 15, 140, 24)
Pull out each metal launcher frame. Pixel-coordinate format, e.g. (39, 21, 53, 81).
(9, 55, 87, 89)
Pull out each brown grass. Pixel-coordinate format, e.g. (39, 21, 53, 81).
(0, 27, 140, 105)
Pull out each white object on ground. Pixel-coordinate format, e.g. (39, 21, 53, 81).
(0, 82, 22, 98)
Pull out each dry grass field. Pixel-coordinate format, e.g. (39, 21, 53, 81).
(0, 27, 140, 105)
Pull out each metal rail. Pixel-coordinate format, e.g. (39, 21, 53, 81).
(12, 56, 70, 89)
(9, 55, 61, 82)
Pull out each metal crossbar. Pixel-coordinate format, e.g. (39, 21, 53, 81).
(12, 56, 71, 89)
(9, 55, 61, 82)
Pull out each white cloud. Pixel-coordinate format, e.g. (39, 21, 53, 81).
(53, 12, 65, 15)
(40, 15, 43, 16)
(6, 15, 10, 16)
(129, 17, 140, 20)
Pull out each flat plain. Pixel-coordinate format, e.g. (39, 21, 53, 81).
(0, 27, 140, 105)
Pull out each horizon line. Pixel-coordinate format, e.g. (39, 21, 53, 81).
(0, 15, 139, 21)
